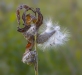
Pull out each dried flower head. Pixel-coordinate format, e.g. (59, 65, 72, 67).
(16, 5, 70, 64)
(16, 5, 71, 75)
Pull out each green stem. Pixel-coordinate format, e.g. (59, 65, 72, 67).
(34, 34, 38, 75)
(35, 34, 37, 51)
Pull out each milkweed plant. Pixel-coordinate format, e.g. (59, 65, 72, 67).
(16, 4, 70, 75)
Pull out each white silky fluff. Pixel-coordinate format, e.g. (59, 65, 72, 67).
(38, 19, 70, 50)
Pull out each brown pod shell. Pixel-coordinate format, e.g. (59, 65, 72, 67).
(22, 50, 37, 65)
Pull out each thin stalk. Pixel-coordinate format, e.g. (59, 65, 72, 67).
(34, 34, 38, 75)
(35, 34, 37, 51)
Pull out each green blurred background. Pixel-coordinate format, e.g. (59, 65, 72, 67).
(0, 0, 82, 75)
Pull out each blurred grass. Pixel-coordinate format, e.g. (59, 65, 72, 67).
(0, 0, 82, 75)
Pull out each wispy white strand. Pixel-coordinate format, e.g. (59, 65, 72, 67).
(26, 24, 36, 35)
(22, 24, 36, 40)
(38, 19, 70, 50)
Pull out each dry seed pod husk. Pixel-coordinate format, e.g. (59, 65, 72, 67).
(22, 50, 37, 65)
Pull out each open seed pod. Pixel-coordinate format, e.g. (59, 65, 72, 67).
(22, 50, 37, 65)
(16, 5, 43, 33)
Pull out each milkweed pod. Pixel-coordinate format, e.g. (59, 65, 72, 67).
(22, 50, 37, 65)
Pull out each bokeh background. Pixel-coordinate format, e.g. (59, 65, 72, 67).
(0, 0, 82, 75)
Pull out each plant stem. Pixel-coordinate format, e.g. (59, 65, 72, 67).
(35, 34, 37, 51)
(34, 34, 38, 75)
